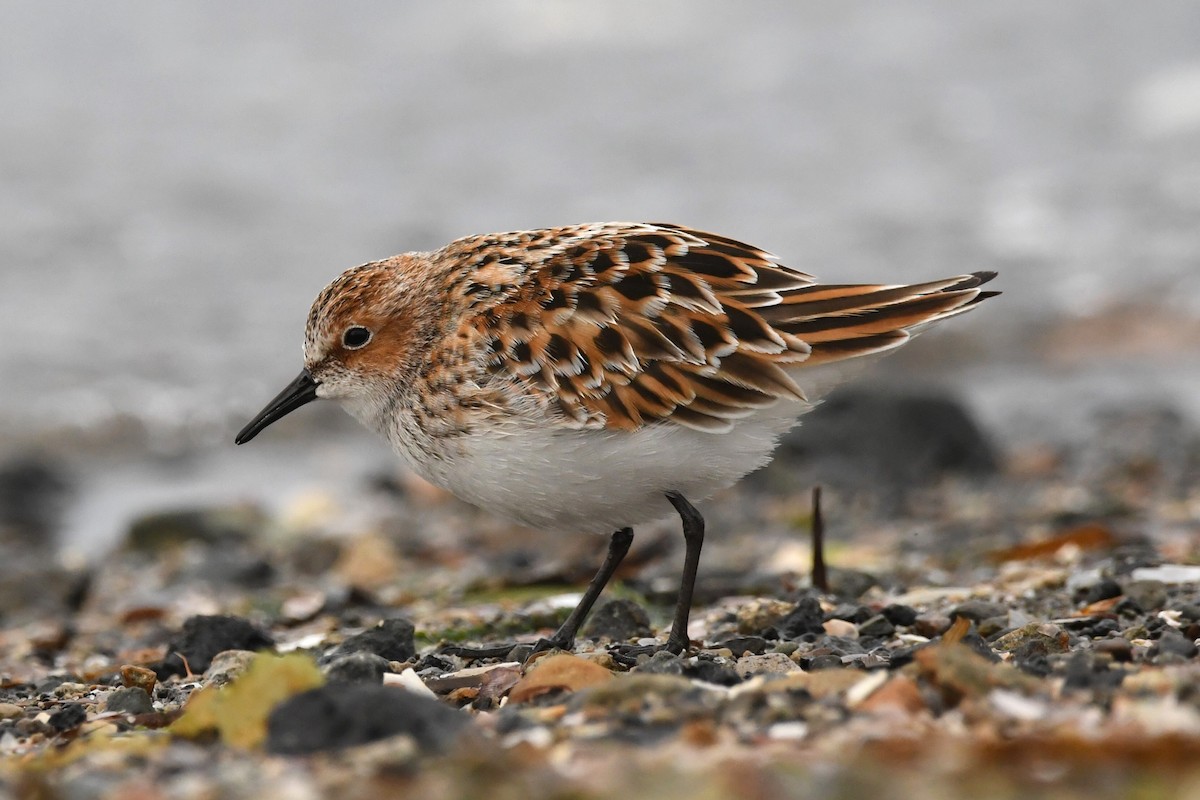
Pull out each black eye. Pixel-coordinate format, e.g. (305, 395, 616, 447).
(342, 326, 372, 349)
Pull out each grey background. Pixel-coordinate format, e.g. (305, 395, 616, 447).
(2, 2, 1199, 550)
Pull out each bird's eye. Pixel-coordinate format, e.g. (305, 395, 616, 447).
(342, 326, 372, 349)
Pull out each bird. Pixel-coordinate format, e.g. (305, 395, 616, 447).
(236, 222, 998, 657)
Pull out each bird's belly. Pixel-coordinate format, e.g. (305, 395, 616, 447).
(417, 411, 798, 534)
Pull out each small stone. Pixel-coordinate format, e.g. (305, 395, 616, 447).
(828, 604, 871, 624)
(720, 636, 769, 656)
(48, 703, 87, 732)
(857, 615, 896, 638)
(1151, 630, 1198, 660)
(1176, 604, 1200, 622)
(821, 619, 859, 639)
(267, 684, 467, 754)
(581, 598, 652, 642)
(779, 597, 825, 639)
(509, 654, 613, 702)
(324, 618, 416, 664)
(105, 687, 153, 715)
(0, 703, 22, 719)
(881, 604, 918, 627)
(1096, 636, 1134, 661)
(735, 598, 795, 635)
(991, 623, 1069, 654)
(119, 665, 157, 695)
(735, 652, 801, 678)
(912, 614, 951, 638)
(683, 658, 741, 686)
(977, 615, 1010, 639)
(324, 653, 390, 684)
(1084, 578, 1123, 604)
(631, 651, 684, 675)
(1123, 580, 1168, 611)
(806, 654, 844, 671)
(203, 650, 258, 688)
(155, 615, 275, 678)
(950, 600, 1007, 622)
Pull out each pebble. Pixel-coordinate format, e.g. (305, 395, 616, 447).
(155, 615, 275, 678)
(105, 687, 154, 715)
(720, 636, 770, 656)
(48, 703, 87, 732)
(821, 619, 859, 639)
(324, 653, 391, 685)
(266, 684, 468, 755)
(581, 598, 652, 642)
(323, 618, 416, 664)
(828, 604, 871, 624)
(1083, 578, 1123, 604)
(912, 613, 951, 638)
(857, 615, 896, 638)
(203, 650, 258, 688)
(1094, 637, 1133, 662)
(881, 604, 919, 627)
(1122, 580, 1168, 611)
(734, 652, 801, 678)
(120, 665, 157, 695)
(806, 654, 844, 671)
(1151, 630, 1198, 660)
(0, 703, 22, 719)
(779, 597, 825, 639)
(950, 600, 1007, 622)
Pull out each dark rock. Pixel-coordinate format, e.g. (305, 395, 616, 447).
(1151, 630, 1198, 661)
(1063, 651, 1124, 693)
(827, 604, 872, 624)
(779, 597, 825, 639)
(124, 507, 265, 552)
(858, 615, 896, 638)
(48, 703, 87, 732)
(827, 569, 878, 599)
(763, 388, 997, 502)
(977, 615, 1010, 639)
(323, 618, 416, 665)
(154, 615, 275, 678)
(1089, 618, 1119, 637)
(805, 654, 844, 671)
(683, 658, 742, 686)
(1094, 637, 1133, 662)
(950, 600, 1007, 623)
(581, 598, 652, 642)
(719, 636, 769, 657)
(1083, 578, 1123, 604)
(1123, 580, 1168, 612)
(631, 651, 684, 675)
(1177, 604, 1200, 622)
(324, 653, 390, 684)
(1012, 640, 1053, 677)
(105, 687, 153, 715)
(266, 684, 467, 754)
(912, 613, 951, 638)
(881, 604, 919, 627)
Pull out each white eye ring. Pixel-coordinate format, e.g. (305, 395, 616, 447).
(342, 325, 372, 350)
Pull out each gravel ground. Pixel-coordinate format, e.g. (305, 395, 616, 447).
(2, 390, 1198, 799)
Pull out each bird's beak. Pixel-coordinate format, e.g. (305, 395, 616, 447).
(235, 369, 320, 445)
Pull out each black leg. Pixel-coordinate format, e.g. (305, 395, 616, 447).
(662, 491, 704, 654)
(443, 527, 634, 661)
(531, 527, 635, 653)
(610, 491, 705, 664)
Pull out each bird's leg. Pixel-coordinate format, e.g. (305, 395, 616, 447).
(611, 490, 704, 663)
(531, 527, 634, 653)
(442, 527, 634, 661)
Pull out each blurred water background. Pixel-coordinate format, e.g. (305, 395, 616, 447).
(3, 1, 1200, 555)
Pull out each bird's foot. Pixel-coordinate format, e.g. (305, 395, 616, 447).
(441, 635, 574, 663)
(608, 635, 691, 667)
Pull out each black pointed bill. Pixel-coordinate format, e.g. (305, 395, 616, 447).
(235, 370, 320, 445)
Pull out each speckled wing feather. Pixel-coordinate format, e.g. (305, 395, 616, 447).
(446, 223, 995, 433)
